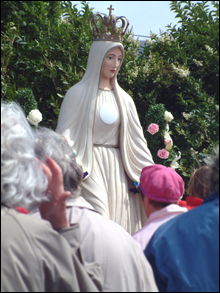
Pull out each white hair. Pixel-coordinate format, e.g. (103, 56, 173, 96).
(1, 101, 49, 211)
(34, 127, 83, 198)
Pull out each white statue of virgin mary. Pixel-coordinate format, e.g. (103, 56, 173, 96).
(56, 8, 154, 234)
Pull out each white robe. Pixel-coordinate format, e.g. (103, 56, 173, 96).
(56, 41, 154, 234)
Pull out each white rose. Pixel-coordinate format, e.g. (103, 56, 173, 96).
(27, 109, 42, 126)
(164, 110, 174, 122)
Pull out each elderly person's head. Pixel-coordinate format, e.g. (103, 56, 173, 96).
(1, 101, 48, 211)
(34, 127, 83, 198)
(139, 164, 185, 218)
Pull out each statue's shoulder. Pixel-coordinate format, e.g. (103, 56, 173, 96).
(118, 87, 136, 108)
(65, 82, 84, 100)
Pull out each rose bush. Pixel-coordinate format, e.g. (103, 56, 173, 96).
(144, 104, 176, 166)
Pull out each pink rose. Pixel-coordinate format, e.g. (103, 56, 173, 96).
(157, 149, 169, 159)
(147, 123, 159, 135)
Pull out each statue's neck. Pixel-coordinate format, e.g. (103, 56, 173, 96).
(99, 76, 113, 90)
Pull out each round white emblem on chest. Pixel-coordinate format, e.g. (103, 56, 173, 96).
(99, 103, 118, 125)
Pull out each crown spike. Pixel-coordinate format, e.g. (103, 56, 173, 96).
(89, 6, 129, 42)
(107, 5, 114, 16)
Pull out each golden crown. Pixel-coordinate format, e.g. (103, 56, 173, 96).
(89, 5, 129, 42)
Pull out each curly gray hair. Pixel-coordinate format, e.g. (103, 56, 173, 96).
(204, 145, 219, 195)
(1, 101, 48, 211)
(34, 127, 83, 198)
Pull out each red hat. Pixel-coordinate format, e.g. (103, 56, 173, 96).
(139, 164, 185, 202)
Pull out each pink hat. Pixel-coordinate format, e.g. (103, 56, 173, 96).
(139, 164, 185, 202)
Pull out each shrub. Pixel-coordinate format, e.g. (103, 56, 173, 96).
(14, 88, 38, 115)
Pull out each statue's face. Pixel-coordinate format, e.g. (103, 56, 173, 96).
(101, 47, 123, 80)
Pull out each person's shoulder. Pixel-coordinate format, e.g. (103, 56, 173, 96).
(2, 206, 53, 235)
(132, 223, 149, 240)
(148, 196, 219, 245)
(74, 205, 135, 240)
(132, 226, 150, 251)
(203, 192, 219, 205)
(80, 206, 130, 234)
(67, 196, 96, 211)
(2, 207, 59, 254)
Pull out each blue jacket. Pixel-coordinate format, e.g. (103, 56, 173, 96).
(144, 192, 219, 292)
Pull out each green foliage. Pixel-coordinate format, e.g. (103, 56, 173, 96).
(14, 88, 38, 115)
(145, 104, 167, 132)
(1, 0, 219, 192)
(1, 0, 93, 128)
